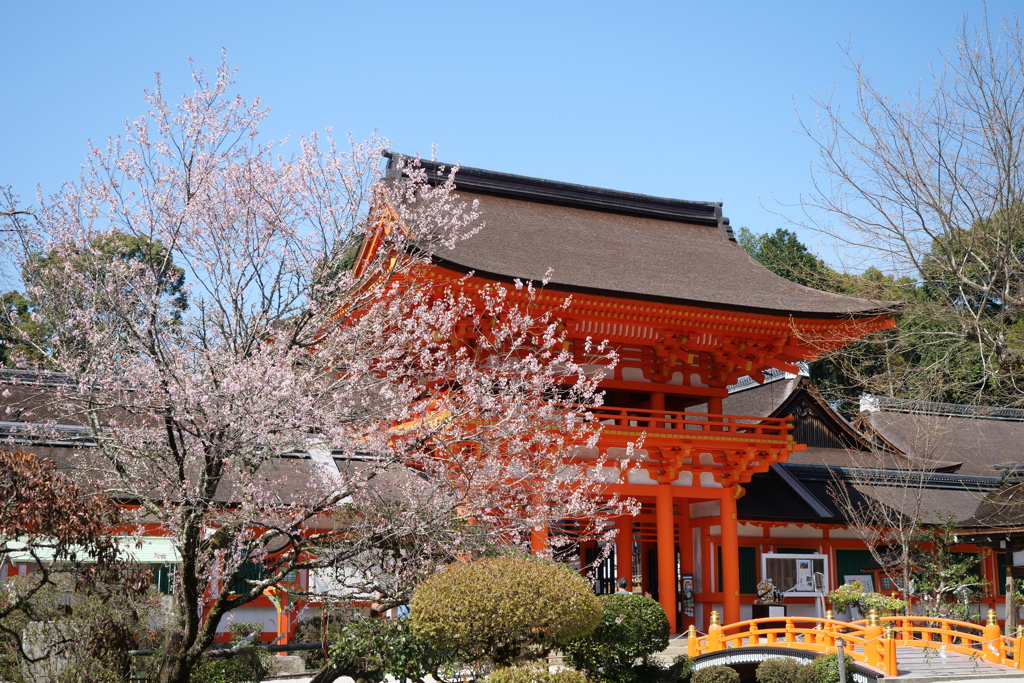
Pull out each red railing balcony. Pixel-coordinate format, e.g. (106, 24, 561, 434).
(588, 406, 794, 442)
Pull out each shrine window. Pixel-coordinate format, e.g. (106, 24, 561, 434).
(835, 549, 874, 591)
(998, 553, 1011, 596)
(151, 564, 174, 595)
(717, 545, 758, 595)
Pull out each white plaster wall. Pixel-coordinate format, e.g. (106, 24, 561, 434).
(216, 606, 276, 634)
(769, 525, 824, 539)
(621, 367, 647, 382)
(627, 468, 656, 485)
(672, 471, 694, 486)
(700, 472, 719, 487)
(826, 528, 862, 540)
(739, 523, 763, 538)
(784, 603, 820, 618)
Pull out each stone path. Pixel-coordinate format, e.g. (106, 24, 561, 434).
(883, 646, 1023, 681)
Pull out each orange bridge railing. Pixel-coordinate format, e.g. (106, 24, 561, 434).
(686, 609, 1020, 677)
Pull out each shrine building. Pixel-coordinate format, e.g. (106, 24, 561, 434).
(369, 155, 896, 634)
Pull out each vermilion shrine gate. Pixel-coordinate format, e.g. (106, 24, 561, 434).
(364, 155, 895, 634)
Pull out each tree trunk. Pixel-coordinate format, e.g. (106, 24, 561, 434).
(155, 654, 191, 683)
(154, 630, 193, 683)
(308, 665, 341, 683)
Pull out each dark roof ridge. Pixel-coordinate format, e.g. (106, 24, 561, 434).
(783, 463, 1001, 491)
(383, 151, 731, 234)
(1, 368, 74, 387)
(863, 395, 1024, 422)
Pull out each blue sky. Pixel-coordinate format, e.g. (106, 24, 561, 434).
(1, 1, 1018, 268)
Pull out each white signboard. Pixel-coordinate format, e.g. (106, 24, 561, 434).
(760, 553, 829, 594)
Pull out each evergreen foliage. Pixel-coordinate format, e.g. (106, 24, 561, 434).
(325, 617, 443, 683)
(755, 657, 810, 683)
(690, 665, 739, 683)
(487, 665, 589, 683)
(806, 654, 856, 683)
(561, 593, 670, 683)
(190, 623, 275, 683)
(409, 556, 602, 667)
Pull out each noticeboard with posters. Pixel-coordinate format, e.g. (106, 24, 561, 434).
(760, 553, 829, 594)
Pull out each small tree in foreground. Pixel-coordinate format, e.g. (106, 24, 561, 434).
(829, 446, 988, 618)
(409, 556, 603, 670)
(562, 593, 670, 683)
(828, 581, 907, 618)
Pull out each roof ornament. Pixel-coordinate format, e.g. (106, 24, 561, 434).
(860, 394, 880, 414)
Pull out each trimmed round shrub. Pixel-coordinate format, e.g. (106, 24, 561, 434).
(631, 655, 694, 683)
(562, 593, 670, 683)
(488, 665, 588, 683)
(410, 556, 602, 667)
(690, 665, 740, 683)
(756, 657, 810, 683)
(806, 653, 856, 683)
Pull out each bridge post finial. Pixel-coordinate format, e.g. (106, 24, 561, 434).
(983, 610, 1002, 664)
(882, 626, 898, 676)
(864, 612, 884, 670)
(825, 610, 833, 621)
(687, 624, 699, 658)
(708, 611, 722, 652)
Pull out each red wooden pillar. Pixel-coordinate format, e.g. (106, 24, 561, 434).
(720, 489, 741, 624)
(651, 391, 666, 428)
(531, 524, 548, 555)
(264, 586, 291, 655)
(530, 494, 548, 555)
(615, 516, 633, 591)
(708, 397, 723, 432)
(656, 483, 678, 633)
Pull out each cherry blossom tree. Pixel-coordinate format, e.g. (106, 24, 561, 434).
(0, 58, 629, 683)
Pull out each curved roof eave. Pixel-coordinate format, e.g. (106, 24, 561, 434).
(428, 254, 898, 322)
